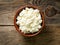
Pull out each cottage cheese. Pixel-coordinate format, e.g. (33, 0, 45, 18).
(16, 7, 42, 33)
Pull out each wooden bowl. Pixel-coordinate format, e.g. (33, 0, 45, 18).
(14, 5, 44, 37)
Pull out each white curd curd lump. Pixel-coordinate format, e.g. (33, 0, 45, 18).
(16, 7, 42, 33)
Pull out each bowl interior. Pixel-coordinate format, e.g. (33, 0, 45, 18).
(14, 5, 44, 37)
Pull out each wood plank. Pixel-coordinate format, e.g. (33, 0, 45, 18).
(0, 0, 27, 25)
(0, 25, 60, 45)
(0, 0, 27, 11)
(0, 26, 25, 45)
(0, 0, 60, 45)
(0, 10, 60, 25)
(0, 0, 60, 25)
(0, 0, 25, 4)
(0, 11, 15, 25)
(45, 14, 60, 24)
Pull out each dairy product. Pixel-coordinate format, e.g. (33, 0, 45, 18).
(16, 7, 42, 33)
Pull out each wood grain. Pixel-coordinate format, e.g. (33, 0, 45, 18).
(0, 25, 60, 45)
(0, 0, 60, 25)
(0, 0, 27, 25)
(0, 0, 60, 45)
(0, 10, 60, 25)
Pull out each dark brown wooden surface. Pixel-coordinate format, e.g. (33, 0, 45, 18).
(0, 0, 60, 45)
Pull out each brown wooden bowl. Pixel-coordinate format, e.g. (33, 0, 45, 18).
(14, 5, 45, 37)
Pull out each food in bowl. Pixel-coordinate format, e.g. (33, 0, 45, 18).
(16, 7, 42, 33)
(14, 5, 44, 37)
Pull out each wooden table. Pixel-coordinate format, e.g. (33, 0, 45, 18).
(0, 0, 60, 45)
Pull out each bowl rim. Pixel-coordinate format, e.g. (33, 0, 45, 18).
(14, 4, 45, 37)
